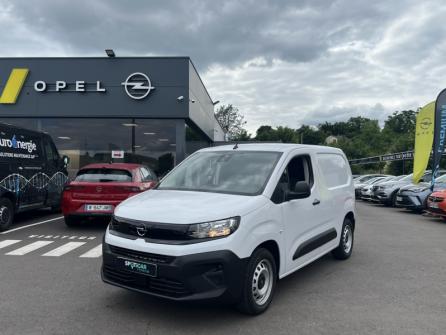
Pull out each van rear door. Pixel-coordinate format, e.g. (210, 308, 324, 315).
(42, 135, 65, 207)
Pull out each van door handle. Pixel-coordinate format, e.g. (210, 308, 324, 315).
(312, 199, 320, 206)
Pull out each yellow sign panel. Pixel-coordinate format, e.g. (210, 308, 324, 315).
(413, 101, 435, 183)
(0, 68, 29, 104)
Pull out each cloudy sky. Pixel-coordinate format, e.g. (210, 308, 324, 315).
(1, 0, 445, 133)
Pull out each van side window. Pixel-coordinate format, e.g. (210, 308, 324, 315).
(271, 155, 313, 204)
(317, 153, 349, 188)
(271, 169, 289, 204)
(288, 155, 314, 189)
(44, 139, 54, 161)
(43, 138, 59, 162)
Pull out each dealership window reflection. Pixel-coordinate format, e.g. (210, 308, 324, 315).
(0, 118, 177, 178)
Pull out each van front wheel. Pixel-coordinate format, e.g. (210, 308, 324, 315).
(0, 198, 14, 232)
(332, 218, 354, 260)
(237, 248, 277, 315)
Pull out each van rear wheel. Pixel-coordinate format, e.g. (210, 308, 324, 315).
(0, 198, 14, 232)
(332, 218, 354, 260)
(237, 248, 277, 315)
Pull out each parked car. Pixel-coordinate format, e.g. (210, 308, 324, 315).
(354, 175, 390, 198)
(360, 176, 394, 201)
(0, 122, 69, 231)
(354, 174, 388, 184)
(395, 174, 446, 212)
(371, 175, 406, 202)
(374, 170, 446, 206)
(102, 144, 355, 315)
(426, 190, 446, 219)
(62, 163, 157, 226)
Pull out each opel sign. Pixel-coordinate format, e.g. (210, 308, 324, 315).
(121, 72, 155, 100)
(0, 68, 155, 104)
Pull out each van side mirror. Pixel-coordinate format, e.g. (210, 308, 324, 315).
(62, 155, 70, 167)
(287, 181, 311, 200)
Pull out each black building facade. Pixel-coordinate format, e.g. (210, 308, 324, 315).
(0, 57, 224, 177)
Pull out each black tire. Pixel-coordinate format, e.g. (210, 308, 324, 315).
(64, 216, 80, 227)
(332, 218, 354, 260)
(0, 198, 14, 232)
(237, 248, 277, 315)
(391, 191, 399, 207)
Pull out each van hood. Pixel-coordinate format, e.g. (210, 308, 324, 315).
(114, 189, 268, 224)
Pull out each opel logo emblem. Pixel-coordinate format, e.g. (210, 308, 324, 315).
(420, 118, 432, 130)
(121, 72, 155, 100)
(136, 225, 148, 237)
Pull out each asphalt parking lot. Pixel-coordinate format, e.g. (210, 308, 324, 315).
(1, 202, 446, 335)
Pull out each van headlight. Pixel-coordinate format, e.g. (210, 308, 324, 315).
(187, 217, 240, 239)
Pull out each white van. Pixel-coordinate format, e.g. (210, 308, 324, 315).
(102, 144, 355, 315)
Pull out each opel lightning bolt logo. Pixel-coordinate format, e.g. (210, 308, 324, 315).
(136, 225, 148, 237)
(121, 72, 155, 100)
(420, 117, 432, 130)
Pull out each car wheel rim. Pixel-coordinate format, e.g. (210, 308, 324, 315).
(252, 259, 273, 306)
(343, 225, 353, 254)
(0, 205, 10, 225)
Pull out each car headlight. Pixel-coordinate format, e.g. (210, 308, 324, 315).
(188, 217, 240, 239)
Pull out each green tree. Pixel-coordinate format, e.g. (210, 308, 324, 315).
(276, 126, 297, 143)
(382, 110, 416, 174)
(296, 125, 325, 144)
(232, 129, 251, 141)
(215, 104, 247, 140)
(255, 125, 279, 141)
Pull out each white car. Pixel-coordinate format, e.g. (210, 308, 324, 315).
(102, 143, 356, 315)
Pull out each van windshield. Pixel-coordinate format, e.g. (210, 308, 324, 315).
(157, 151, 282, 195)
(75, 169, 133, 182)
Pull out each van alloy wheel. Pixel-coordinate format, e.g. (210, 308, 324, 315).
(252, 259, 274, 306)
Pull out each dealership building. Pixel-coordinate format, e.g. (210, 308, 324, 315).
(0, 57, 225, 176)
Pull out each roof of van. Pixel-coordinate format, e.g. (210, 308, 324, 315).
(199, 143, 345, 154)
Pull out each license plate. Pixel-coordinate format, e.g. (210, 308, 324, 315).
(85, 204, 113, 211)
(396, 196, 403, 202)
(429, 202, 439, 209)
(120, 258, 157, 277)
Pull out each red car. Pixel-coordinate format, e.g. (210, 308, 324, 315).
(62, 163, 157, 226)
(426, 190, 446, 220)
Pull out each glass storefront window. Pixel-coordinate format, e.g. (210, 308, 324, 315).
(186, 123, 211, 156)
(0, 118, 177, 179)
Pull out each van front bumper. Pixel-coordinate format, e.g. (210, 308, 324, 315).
(101, 241, 248, 303)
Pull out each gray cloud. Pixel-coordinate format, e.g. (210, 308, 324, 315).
(0, 0, 445, 132)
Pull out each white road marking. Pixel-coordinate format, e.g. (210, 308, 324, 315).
(6, 241, 54, 255)
(0, 240, 21, 249)
(42, 242, 86, 257)
(0, 216, 63, 235)
(79, 244, 102, 258)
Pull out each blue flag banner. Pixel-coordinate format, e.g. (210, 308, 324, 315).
(431, 89, 446, 188)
